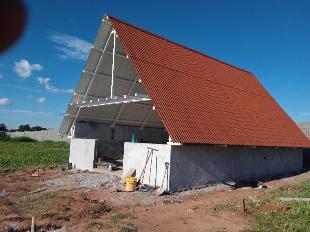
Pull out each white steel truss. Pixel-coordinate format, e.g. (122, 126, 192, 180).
(70, 94, 151, 108)
(71, 28, 115, 132)
(111, 30, 117, 98)
(82, 70, 136, 84)
(64, 114, 163, 127)
(60, 20, 163, 136)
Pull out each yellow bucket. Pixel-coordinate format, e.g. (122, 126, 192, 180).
(126, 177, 137, 192)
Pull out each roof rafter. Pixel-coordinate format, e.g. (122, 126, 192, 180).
(141, 106, 155, 129)
(112, 75, 139, 127)
(64, 114, 163, 127)
(83, 70, 137, 84)
(93, 46, 128, 59)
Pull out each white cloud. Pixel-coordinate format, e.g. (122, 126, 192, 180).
(14, 59, 43, 78)
(298, 112, 310, 116)
(0, 109, 54, 115)
(0, 98, 13, 106)
(48, 32, 92, 61)
(0, 83, 44, 93)
(36, 97, 46, 104)
(37, 77, 74, 94)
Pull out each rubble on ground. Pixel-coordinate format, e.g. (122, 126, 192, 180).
(40, 171, 120, 189)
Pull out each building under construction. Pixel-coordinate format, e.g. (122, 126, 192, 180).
(60, 15, 310, 192)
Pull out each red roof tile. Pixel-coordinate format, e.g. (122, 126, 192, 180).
(109, 16, 310, 148)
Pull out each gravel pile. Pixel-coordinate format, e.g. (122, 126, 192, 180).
(111, 184, 228, 206)
(40, 171, 228, 206)
(41, 172, 120, 189)
(0, 190, 9, 197)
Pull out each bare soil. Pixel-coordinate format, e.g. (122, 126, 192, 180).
(1, 167, 309, 232)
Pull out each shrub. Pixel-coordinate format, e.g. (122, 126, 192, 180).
(0, 135, 36, 142)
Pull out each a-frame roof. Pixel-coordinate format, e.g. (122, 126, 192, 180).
(108, 15, 310, 147)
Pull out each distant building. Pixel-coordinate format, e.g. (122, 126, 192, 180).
(297, 122, 310, 139)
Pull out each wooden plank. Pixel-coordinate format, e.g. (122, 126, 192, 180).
(31, 216, 35, 232)
(29, 187, 47, 194)
(279, 197, 310, 202)
(120, 168, 136, 184)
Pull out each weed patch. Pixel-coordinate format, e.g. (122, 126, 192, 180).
(246, 179, 310, 232)
(119, 223, 138, 232)
(111, 212, 130, 223)
(88, 201, 112, 219)
(0, 135, 36, 142)
(86, 221, 113, 231)
(212, 201, 240, 214)
(12, 192, 59, 218)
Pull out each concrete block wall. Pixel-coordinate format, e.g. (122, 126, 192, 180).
(123, 143, 303, 192)
(69, 138, 97, 171)
(74, 121, 168, 143)
(97, 140, 124, 159)
(169, 145, 303, 192)
(8, 129, 69, 142)
(304, 149, 310, 169)
(123, 142, 171, 191)
(74, 121, 168, 159)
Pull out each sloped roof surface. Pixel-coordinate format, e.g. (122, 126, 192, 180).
(109, 16, 310, 147)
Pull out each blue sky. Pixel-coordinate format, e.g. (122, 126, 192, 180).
(0, 0, 309, 129)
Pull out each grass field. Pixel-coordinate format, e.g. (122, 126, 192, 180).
(212, 179, 310, 231)
(247, 179, 310, 232)
(0, 139, 69, 171)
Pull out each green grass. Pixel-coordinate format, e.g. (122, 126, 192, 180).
(249, 202, 310, 232)
(0, 135, 37, 142)
(247, 179, 310, 232)
(0, 140, 69, 171)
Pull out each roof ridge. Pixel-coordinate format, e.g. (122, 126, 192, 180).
(107, 15, 254, 75)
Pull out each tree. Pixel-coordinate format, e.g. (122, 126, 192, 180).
(0, 123, 7, 132)
(30, 126, 47, 131)
(18, 124, 31, 132)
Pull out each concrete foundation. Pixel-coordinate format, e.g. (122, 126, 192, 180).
(123, 143, 303, 192)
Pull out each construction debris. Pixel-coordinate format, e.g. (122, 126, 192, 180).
(278, 197, 310, 202)
(156, 162, 169, 196)
(29, 187, 47, 194)
(137, 147, 158, 185)
(31, 216, 35, 232)
(0, 190, 9, 197)
(31, 169, 40, 177)
(242, 197, 246, 213)
(120, 168, 136, 184)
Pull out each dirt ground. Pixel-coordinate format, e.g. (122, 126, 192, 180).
(1, 167, 309, 232)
